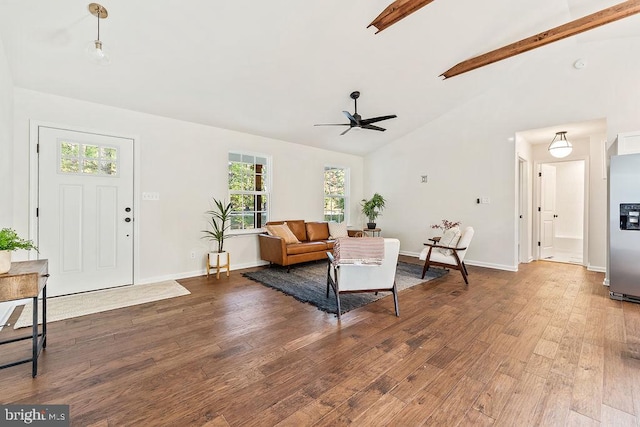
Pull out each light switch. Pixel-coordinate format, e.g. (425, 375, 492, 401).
(142, 192, 160, 201)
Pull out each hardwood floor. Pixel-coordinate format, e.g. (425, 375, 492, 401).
(0, 257, 638, 426)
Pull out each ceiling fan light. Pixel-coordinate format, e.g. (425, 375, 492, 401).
(548, 131, 573, 158)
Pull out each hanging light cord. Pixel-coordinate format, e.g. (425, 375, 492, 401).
(96, 7, 101, 42)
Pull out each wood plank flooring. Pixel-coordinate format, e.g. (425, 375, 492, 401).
(0, 257, 638, 426)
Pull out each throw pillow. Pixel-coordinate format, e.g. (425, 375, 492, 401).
(437, 226, 461, 256)
(265, 223, 300, 244)
(306, 222, 330, 241)
(328, 222, 348, 239)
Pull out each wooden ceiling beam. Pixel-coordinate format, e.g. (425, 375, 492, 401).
(441, 0, 640, 79)
(368, 0, 436, 33)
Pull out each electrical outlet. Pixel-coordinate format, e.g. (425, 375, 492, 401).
(190, 251, 196, 259)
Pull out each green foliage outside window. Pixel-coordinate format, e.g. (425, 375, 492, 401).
(228, 153, 269, 230)
(324, 167, 347, 222)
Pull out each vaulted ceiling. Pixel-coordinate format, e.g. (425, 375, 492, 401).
(0, 0, 638, 155)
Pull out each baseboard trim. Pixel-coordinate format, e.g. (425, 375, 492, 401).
(137, 260, 269, 285)
(587, 265, 606, 273)
(399, 251, 518, 272)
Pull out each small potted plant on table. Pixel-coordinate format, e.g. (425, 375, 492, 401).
(0, 228, 38, 274)
(202, 198, 233, 279)
(361, 193, 386, 229)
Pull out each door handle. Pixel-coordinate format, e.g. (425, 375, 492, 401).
(125, 217, 132, 222)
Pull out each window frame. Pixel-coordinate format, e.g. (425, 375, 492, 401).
(228, 151, 272, 235)
(323, 165, 349, 224)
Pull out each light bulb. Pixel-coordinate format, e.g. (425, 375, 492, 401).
(86, 40, 110, 65)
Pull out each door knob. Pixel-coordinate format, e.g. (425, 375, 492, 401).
(125, 207, 131, 212)
(125, 218, 131, 222)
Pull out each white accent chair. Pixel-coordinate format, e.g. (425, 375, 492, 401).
(326, 238, 401, 319)
(419, 226, 474, 284)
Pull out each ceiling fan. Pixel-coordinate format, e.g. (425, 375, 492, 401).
(315, 91, 397, 135)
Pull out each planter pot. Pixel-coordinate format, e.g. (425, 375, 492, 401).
(0, 250, 11, 274)
(207, 252, 230, 279)
(366, 223, 377, 230)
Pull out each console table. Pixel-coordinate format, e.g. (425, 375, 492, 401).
(0, 260, 48, 377)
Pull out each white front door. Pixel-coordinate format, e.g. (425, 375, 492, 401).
(540, 163, 557, 259)
(38, 126, 134, 296)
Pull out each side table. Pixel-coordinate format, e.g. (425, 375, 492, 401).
(0, 260, 48, 377)
(362, 228, 382, 237)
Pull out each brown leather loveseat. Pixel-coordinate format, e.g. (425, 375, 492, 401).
(258, 220, 335, 270)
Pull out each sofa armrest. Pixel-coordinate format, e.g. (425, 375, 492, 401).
(258, 234, 287, 265)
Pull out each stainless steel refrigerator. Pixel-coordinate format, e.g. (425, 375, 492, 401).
(610, 153, 640, 301)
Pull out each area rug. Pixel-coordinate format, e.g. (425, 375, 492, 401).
(13, 280, 190, 329)
(243, 261, 447, 316)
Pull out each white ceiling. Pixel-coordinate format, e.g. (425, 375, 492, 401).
(0, 0, 636, 155)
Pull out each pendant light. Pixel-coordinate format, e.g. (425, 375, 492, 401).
(548, 131, 573, 158)
(86, 3, 110, 65)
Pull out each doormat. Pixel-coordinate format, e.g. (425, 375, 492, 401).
(13, 280, 190, 329)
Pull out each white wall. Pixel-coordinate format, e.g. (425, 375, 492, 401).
(365, 36, 640, 271)
(0, 37, 15, 327)
(554, 160, 585, 239)
(12, 89, 364, 284)
(0, 36, 12, 226)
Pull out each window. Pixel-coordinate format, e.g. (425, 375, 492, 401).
(228, 152, 270, 231)
(324, 166, 348, 223)
(59, 140, 118, 176)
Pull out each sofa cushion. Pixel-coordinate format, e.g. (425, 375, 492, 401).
(306, 222, 330, 241)
(286, 241, 328, 255)
(328, 222, 348, 238)
(265, 223, 300, 244)
(266, 220, 307, 242)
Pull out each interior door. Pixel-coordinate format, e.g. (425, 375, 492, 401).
(38, 126, 134, 296)
(540, 163, 557, 259)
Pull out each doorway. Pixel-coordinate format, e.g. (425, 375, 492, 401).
(36, 125, 135, 296)
(537, 160, 585, 265)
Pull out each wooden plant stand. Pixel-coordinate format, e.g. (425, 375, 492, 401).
(206, 252, 230, 279)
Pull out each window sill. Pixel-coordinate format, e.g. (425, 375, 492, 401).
(229, 229, 266, 237)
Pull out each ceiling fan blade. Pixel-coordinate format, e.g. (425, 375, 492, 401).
(361, 124, 386, 132)
(342, 111, 358, 125)
(340, 127, 353, 136)
(360, 114, 397, 125)
(314, 123, 350, 126)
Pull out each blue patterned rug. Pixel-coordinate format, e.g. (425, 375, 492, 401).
(243, 261, 447, 316)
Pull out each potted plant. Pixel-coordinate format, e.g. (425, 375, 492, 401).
(431, 219, 462, 232)
(201, 198, 233, 279)
(361, 193, 386, 229)
(0, 228, 38, 274)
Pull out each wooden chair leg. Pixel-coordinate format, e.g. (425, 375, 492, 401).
(462, 262, 469, 276)
(459, 264, 469, 284)
(421, 261, 430, 279)
(392, 281, 399, 317)
(335, 293, 342, 320)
